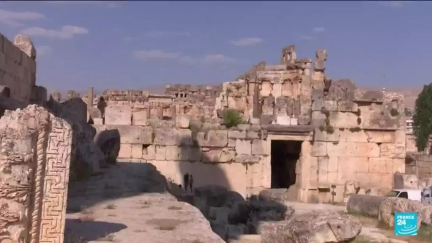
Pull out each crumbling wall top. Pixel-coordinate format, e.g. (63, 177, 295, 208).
(13, 34, 36, 60)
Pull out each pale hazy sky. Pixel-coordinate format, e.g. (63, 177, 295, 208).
(0, 1, 430, 91)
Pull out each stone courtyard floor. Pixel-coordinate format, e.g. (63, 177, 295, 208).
(65, 193, 224, 243)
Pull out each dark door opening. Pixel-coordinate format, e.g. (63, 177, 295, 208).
(271, 140, 302, 189)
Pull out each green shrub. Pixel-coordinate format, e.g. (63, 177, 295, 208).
(222, 109, 243, 128)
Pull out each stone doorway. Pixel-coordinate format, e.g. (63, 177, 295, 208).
(270, 140, 302, 189)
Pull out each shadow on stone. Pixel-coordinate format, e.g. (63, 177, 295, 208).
(64, 219, 127, 242)
(94, 129, 121, 165)
(172, 135, 292, 241)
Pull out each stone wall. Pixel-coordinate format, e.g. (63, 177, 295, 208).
(406, 153, 432, 179)
(0, 105, 72, 243)
(87, 45, 407, 204)
(0, 34, 41, 105)
(406, 133, 417, 153)
(216, 46, 314, 125)
(98, 87, 222, 124)
(308, 80, 406, 202)
(94, 120, 272, 197)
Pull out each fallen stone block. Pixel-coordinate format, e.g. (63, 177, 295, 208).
(346, 194, 387, 217)
(378, 197, 424, 228)
(258, 210, 361, 243)
(94, 129, 120, 164)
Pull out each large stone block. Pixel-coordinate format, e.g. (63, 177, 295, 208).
(395, 130, 406, 145)
(318, 156, 328, 185)
(311, 110, 327, 126)
(131, 144, 143, 159)
(154, 128, 179, 146)
(360, 110, 402, 130)
(337, 158, 357, 184)
(236, 139, 252, 155)
(310, 157, 319, 188)
(276, 115, 291, 125)
(353, 157, 369, 173)
(323, 100, 337, 111)
(311, 142, 327, 156)
(118, 143, 132, 158)
(196, 130, 228, 147)
(252, 139, 267, 155)
(202, 148, 235, 163)
(176, 115, 190, 129)
(107, 125, 153, 144)
(178, 129, 193, 146)
(380, 144, 405, 159)
(328, 157, 338, 172)
(105, 105, 132, 125)
(329, 112, 359, 128)
(155, 145, 166, 160)
(365, 131, 395, 143)
(228, 130, 246, 139)
(327, 142, 380, 158)
(338, 129, 368, 143)
(369, 158, 392, 174)
(132, 108, 147, 125)
(165, 146, 181, 161)
(354, 90, 384, 103)
(392, 159, 405, 174)
(142, 145, 156, 160)
(337, 101, 358, 112)
(189, 147, 202, 162)
(314, 128, 340, 142)
(312, 99, 324, 111)
(57, 98, 88, 123)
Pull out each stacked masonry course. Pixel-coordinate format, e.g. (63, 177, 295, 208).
(0, 34, 46, 105)
(87, 45, 407, 203)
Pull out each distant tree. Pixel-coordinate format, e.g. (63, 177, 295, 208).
(413, 84, 432, 151)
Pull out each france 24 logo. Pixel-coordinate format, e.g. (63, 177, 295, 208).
(394, 212, 418, 236)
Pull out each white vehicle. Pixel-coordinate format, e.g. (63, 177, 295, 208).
(387, 188, 432, 205)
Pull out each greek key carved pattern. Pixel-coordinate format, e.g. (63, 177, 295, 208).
(38, 120, 72, 243)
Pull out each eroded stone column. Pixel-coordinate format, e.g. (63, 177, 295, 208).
(88, 87, 94, 107)
(312, 49, 327, 90)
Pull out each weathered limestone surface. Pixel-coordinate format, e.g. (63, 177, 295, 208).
(78, 44, 407, 204)
(378, 197, 424, 228)
(394, 173, 418, 189)
(0, 34, 39, 105)
(258, 210, 361, 243)
(0, 105, 72, 243)
(406, 153, 432, 180)
(48, 98, 106, 175)
(346, 195, 387, 217)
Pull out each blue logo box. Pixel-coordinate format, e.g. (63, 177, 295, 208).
(394, 212, 418, 236)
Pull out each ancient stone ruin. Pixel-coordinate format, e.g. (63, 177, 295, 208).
(0, 30, 412, 243)
(85, 45, 406, 203)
